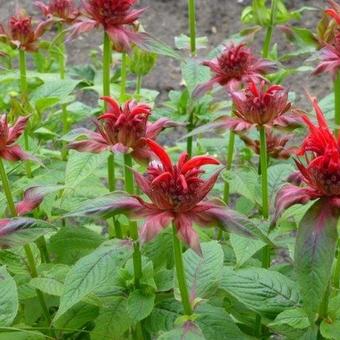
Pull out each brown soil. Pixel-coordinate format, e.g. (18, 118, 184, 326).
(0, 0, 331, 109)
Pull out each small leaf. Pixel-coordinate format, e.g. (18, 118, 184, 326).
(54, 239, 132, 320)
(268, 308, 310, 329)
(295, 199, 338, 319)
(127, 289, 155, 322)
(0, 266, 18, 327)
(182, 60, 211, 96)
(158, 322, 205, 340)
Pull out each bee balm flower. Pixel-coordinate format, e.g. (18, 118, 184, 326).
(68, 97, 177, 164)
(35, 0, 80, 24)
(273, 97, 340, 223)
(325, 0, 340, 25)
(68, 0, 145, 51)
(195, 43, 276, 96)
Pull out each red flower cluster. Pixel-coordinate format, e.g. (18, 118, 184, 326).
(69, 97, 177, 164)
(35, 0, 80, 24)
(0, 115, 35, 162)
(195, 43, 276, 96)
(326, 0, 340, 25)
(274, 97, 340, 223)
(0, 10, 51, 51)
(69, 0, 145, 51)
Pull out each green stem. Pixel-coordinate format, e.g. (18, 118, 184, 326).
(223, 131, 235, 204)
(172, 224, 192, 316)
(135, 74, 142, 99)
(319, 283, 331, 320)
(334, 71, 340, 130)
(19, 50, 32, 177)
(120, 53, 128, 102)
(0, 158, 52, 327)
(103, 32, 111, 107)
(259, 126, 269, 219)
(187, 0, 197, 56)
(333, 241, 340, 289)
(186, 110, 194, 157)
(262, 0, 277, 58)
(36, 236, 50, 263)
(124, 153, 142, 288)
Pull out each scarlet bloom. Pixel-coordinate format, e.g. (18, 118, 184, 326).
(0, 10, 51, 51)
(0, 115, 35, 162)
(68, 0, 145, 51)
(195, 43, 276, 96)
(68, 97, 177, 164)
(314, 33, 340, 78)
(273, 97, 340, 223)
(239, 129, 295, 160)
(35, 0, 80, 24)
(69, 140, 260, 254)
(325, 0, 340, 25)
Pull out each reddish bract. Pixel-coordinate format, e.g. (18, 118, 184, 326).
(0, 10, 51, 51)
(0, 115, 35, 162)
(273, 97, 340, 224)
(68, 0, 145, 51)
(35, 0, 80, 24)
(68, 97, 176, 164)
(325, 0, 340, 25)
(314, 33, 340, 78)
(195, 43, 276, 96)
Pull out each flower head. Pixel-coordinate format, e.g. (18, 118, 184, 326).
(35, 0, 80, 24)
(0, 115, 35, 162)
(325, 0, 340, 25)
(68, 97, 177, 164)
(273, 97, 340, 224)
(194, 43, 276, 96)
(0, 10, 51, 51)
(314, 33, 340, 78)
(68, 0, 145, 51)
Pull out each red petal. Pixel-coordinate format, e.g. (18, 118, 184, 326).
(145, 139, 173, 172)
(140, 211, 172, 243)
(7, 116, 29, 144)
(0, 145, 37, 162)
(146, 118, 179, 140)
(182, 156, 220, 173)
(100, 96, 121, 113)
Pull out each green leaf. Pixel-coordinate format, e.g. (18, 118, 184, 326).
(268, 308, 310, 330)
(220, 267, 300, 318)
(64, 151, 107, 191)
(54, 239, 133, 320)
(295, 199, 338, 319)
(196, 303, 250, 340)
(182, 241, 224, 299)
(268, 164, 295, 198)
(29, 277, 63, 297)
(230, 234, 265, 268)
(0, 266, 18, 327)
(182, 60, 210, 96)
(158, 322, 205, 340)
(320, 295, 340, 340)
(127, 289, 155, 322)
(91, 297, 132, 339)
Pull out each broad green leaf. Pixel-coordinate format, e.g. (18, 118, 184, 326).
(127, 289, 155, 322)
(182, 60, 210, 96)
(175, 34, 208, 50)
(196, 303, 250, 340)
(268, 308, 310, 329)
(54, 239, 132, 320)
(0, 218, 55, 249)
(295, 199, 338, 319)
(91, 297, 132, 339)
(0, 266, 18, 327)
(29, 277, 63, 297)
(30, 79, 78, 101)
(158, 322, 205, 340)
(54, 302, 99, 332)
(0, 330, 46, 339)
(64, 151, 107, 191)
(230, 234, 265, 267)
(145, 299, 182, 335)
(220, 267, 300, 318)
(268, 164, 294, 197)
(182, 241, 224, 299)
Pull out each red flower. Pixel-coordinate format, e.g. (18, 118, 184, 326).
(68, 97, 177, 164)
(68, 0, 145, 51)
(314, 33, 340, 78)
(194, 43, 276, 96)
(239, 129, 296, 160)
(0, 10, 52, 51)
(35, 0, 80, 24)
(0, 115, 36, 162)
(273, 97, 340, 224)
(325, 0, 340, 25)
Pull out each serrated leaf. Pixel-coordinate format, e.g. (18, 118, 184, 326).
(220, 267, 300, 318)
(29, 277, 63, 296)
(127, 289, 155, 322)
(30, 79, 78, 101)
(0, 266, 18, 327)
(268, 308, 310, 329)
(91, 297, 132, 339)
(182, 60, 211, 96)
(295, 199, 338, 319)
(230, 234, 265, 267)
(54, 239, 132, 320)
(196, 303, 250, 340)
